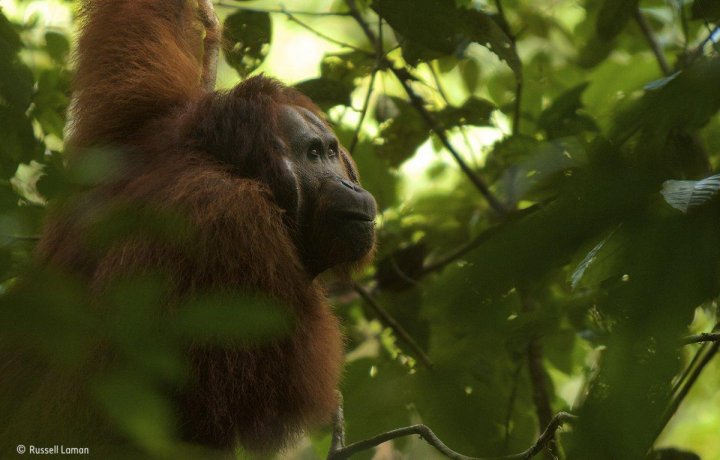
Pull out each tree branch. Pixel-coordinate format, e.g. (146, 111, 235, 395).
(349, 67, 379, 154)
(682, 332, 720, 345)
(494, 0, 523, 136)
(634, 8, 672, 76)
(519, 293, 557, 458)
(353, 282, 434, 369)
(344, 0, 509, 217)
(216, 1, 352, 17)
(684, 25, 720, 65)
(327, 411, 576, 460)
(653, 323, 720, 444)
(245, 5, 373, 54)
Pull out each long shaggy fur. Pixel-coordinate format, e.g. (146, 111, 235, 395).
(28, 0, 363, 454)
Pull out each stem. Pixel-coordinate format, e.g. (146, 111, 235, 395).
(348, 67, 378, 154)
(216, 1, 352, 17)
(682, 332, 720, 345)
(494, 0, 523, 136)
(519, 293, 557, 458)
(653, 323, 720, 444)
(328, 412, 576, 460)
(277, 6, 373, 54)
(504, 361, 523, 450)
(353, 282, 434, 369)
(634, 8, 672, 76)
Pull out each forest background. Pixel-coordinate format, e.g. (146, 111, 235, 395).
(1, 0, 720, 459)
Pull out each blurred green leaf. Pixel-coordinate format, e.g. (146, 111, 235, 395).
(538, 83, 597, 139)
(692, 0, 720, 21)
(44, 31, 69, 63)
(173, 293, 291, 344)
(92, 371, 176, 455)
(294, 78, 352, 111)
(375, 97, 428, 167)
(373, 0, 520, 76)
(223, 10, 271, 77)
(0, 12, 34, 109)
(0, 107, 43, 176)
(437, 97, 496, 128)
(596, 0, 640, 40)
(320, 50, 374, 87)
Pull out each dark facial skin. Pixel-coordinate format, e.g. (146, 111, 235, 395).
(277, 105, 377, 276)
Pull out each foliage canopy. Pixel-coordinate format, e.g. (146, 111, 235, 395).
(1, 0, 720, 459)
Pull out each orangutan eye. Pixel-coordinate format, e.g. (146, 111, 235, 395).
(308, 139, 323, 160)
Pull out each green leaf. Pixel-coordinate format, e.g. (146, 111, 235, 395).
(294, 78, 352, 111)
(610, 58, 720, 145)
(437, 97, 496, 128)
(173, 293, 291, 344)
(320, 50, 374, 87)
(459, 59, 481, 94)
(596, 0, 641, 40)
(538, 83, 597, 139)
(223, 10, 271, 77)
(0, 106, 43, 177)
(44, 31, 69, 63)
(375, 97, 428, 167)
(373, 0, 520, 77)
(692, 0, 720, 21)
(0, 53, 34, 111)
(92, 371, 176, 455)
(0, 12, 22, 57)
(661, 174, 720, 213)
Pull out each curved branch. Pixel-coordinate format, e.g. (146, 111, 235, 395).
(682, 332, 720, 345)
(327, 412, 577, 460)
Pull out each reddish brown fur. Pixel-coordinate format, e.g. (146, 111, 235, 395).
(30, 0, 371, 454)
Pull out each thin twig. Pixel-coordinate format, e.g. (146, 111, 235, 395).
(273, 6, 373, 54)
(653, 323, 720, 444)
(344, 0, 509, 216)
(348, 13, 383, 154)
(519, 293, 557, 458)
(216, 1, 352, 17)
(349, 68, 379, 154)
(503, 360, 524, 450)
(679, 0, 690, 55)
(428, 62, 451, 104)
(352, 282, 434, 369)
(418, 238, 484, 276)
(327, 412, 576, 460)
(685, 25, 720, 64)
(634, 8, 672, 76)
(494, 0, 523, 136)
(682, 332, 720, 345)
(391, 67, 509, 215)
